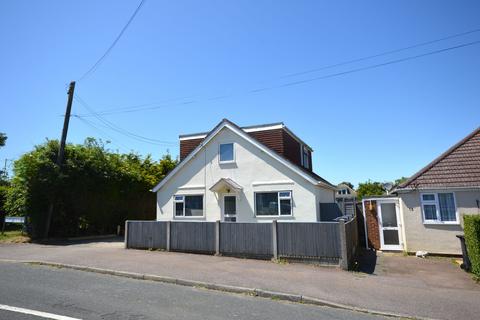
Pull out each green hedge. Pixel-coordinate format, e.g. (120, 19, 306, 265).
(464, 215, 480, 276)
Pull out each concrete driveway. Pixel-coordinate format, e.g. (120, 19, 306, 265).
(0, 239, 478, 320)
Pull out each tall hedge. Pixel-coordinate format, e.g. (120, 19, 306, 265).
(4, 138, 176, 238)
(464, 215, 480, 276)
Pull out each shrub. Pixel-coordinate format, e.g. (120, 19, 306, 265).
(464, 215, 480, 276)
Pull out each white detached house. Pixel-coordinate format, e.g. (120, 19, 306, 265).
(152, 119, 336, 222)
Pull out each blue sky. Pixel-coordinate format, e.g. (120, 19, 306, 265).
(1, 0, 479, 187)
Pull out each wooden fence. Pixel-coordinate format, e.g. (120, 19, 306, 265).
(125, 217, 358, 270)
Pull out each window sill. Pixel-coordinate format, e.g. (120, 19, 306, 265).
(174, 216, 205, 219)
(219, 161, 236, 165)
(423, 221, 460, 225)
(255, 215, 293, 218)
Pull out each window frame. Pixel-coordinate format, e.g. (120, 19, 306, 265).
(219, 142, 235, 164)
(173, 194, 205, 218)
(301, 145, 310, 169)
(420, 192, 458, 224)
(254, 190, 293, 217)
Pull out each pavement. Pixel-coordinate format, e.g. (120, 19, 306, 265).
(0, 238, 479, 320)
(0, 262, 386, 320)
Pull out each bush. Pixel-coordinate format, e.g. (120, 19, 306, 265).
(464, 215, 480, 276)
(4, 138, 177, 239)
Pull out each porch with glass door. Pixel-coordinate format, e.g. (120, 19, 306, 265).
(377, 200, 403, 251)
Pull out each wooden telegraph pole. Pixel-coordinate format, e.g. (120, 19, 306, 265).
(43, 81, 76, 239)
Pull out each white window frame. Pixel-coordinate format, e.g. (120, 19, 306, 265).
(219, 143, 235, 164)
(173, 194, 205, 218)
(301, 145, 309, 169)
(254, 191, 293, 217)
(420, 192, 459, 224)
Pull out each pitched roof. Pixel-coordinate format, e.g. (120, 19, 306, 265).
(396, 126, 480, 190)
(152, 119, 335, 192)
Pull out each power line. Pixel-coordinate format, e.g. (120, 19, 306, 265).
(73, 115, 132, 151)
(249, 39, 480, 92)
(75, 27, 480, 117)
(75, 38, 480, 117)
(280, 27, 480, 79)
(77, 0, 146, 82)
(74, 94, 177, 146)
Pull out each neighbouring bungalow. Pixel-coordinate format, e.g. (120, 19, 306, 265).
(152, 119, 337, 222)
(363, 126, 480, 255)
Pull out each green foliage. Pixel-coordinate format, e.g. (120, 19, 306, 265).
(394, 176, 408, 186)
(356, 180, 385, 200)
(4, 138, 177, 238)
(464, 215, 480, 276)
(0, 132, 6, 148)
(340, 181, 354, 189)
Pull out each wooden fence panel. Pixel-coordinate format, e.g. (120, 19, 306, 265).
(170, 221, 216, 253)
(126, 221, 167, 249)
(220, 223, 272, 257)
(277, 222, 340, 259)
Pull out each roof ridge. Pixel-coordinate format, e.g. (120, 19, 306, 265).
(398, 126, 480, 189)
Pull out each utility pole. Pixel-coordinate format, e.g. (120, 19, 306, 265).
(44, 81, 76, 239)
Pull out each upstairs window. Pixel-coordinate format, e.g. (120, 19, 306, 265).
(421, 193, 457, 223)
(255, 191, 292, 216)
(302, 145, 309, 169)
(219, 143, 234, 163)
(174, 195, 204, 217)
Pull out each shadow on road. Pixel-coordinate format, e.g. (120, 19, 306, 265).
(33, 236, 123, 246)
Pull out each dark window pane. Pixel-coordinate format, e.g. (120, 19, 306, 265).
(422, 194, 435, 201)
(380, 203, 397, 227)
(220, 143, 234, 162)
(280, 199, 291, 215)
(185, 195, 203, 216)
(256, 193, 278, 216)
(423, 204, 437, 220)
(383, 230, 399, 245)
(224, 196, 236, 216)
(175, 202, 183, 216)
(438, 193, 456, 221)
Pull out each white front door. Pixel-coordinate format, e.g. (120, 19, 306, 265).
(223, 195, 237, 222)
(377, 201, 403, 251)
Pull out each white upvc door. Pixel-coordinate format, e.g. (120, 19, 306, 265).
(377, 201, 403, 251)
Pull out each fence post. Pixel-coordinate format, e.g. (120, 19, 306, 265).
(272, 220, 278, 260)
(124, 220, 129, 249)
(215, 220, 220, 255)
(338, 218, 348, 270)
(166, 221, 171, 251)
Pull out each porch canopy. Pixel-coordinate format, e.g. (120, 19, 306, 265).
(209, 178, 243, 193)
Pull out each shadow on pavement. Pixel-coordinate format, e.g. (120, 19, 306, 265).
(33, 236, 124, 246)
(355, 249, 377, 274)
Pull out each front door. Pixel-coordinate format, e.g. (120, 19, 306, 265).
(223, 195, 237, 222)
(377, 201, 403, 250)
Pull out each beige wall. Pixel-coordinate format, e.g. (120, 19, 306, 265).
(156, 127, 334, 222)
(399, 189, 480, 255)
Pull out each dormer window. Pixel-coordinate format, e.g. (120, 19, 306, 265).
(219, 143, 235, 163)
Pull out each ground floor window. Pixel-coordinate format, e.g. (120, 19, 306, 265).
(420, 192, 457, 223)
(174, 195, 204, 217)
(255, 191, 292, 216)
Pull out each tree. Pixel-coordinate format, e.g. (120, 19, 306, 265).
(339, 181, 354, 189)
(356, 180, 385, 200)
(4, 138, 177, 238)
(394, 176, 408, 186)
(0, 133, 6, 148)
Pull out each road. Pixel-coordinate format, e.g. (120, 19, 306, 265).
(0, 262, 386, 320)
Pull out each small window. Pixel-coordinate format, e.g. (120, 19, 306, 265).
(255, 191, 292, 216)
(219, 143, 234, 163)
(420, 192, 457, 223)
(174, 195, 204, 217)
(302, 146, 309, 169)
